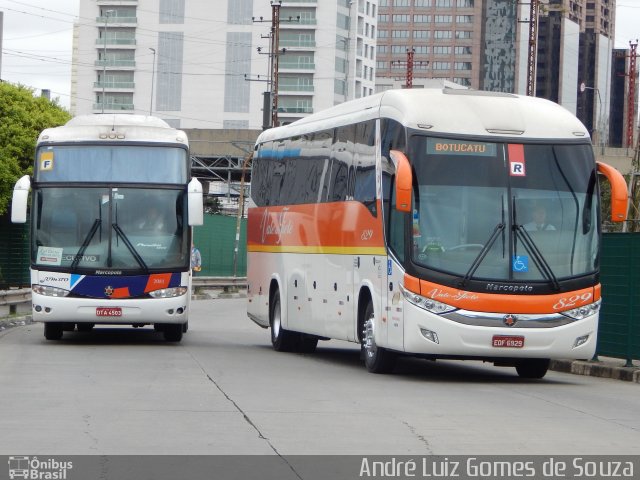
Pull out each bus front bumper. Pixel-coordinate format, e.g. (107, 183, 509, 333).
(30, 292, 189, 325)
(401, 302, 597, 360)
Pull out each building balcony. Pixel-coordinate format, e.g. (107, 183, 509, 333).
(281, 18, 316, 28)
(93, 102, 135, 111)
(93, 81, 135, 90)
(96, 16, 138, 25)
(279, 61, 315, 70)
(278, 85, 314, 93)
(280, 39, 316, 49)
(96, 38, 137, 46)
(94, 59, 136, 68)
(277, 106, 313, 114)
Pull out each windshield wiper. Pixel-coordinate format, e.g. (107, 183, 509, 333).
(71, 219, 101, 271)
(460, 222, 505, 288)
(112, 223, 149, 272)
(514, 225, 560, 291)
(512, 197, 560, 291)
(460, 198, 506, 288)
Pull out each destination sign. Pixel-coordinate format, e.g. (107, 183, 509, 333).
(427, 138, 497, 157)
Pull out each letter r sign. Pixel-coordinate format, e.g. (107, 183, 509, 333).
(507, 144, 526, 177)
(510, 161, 525, 176)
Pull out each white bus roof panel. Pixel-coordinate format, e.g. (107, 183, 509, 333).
(38, 114, 188, 146)
(257, 88, 590, 144)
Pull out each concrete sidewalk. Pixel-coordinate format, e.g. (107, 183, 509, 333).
(551, 357, 640, 383)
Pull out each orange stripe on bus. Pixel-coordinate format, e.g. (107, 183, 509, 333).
(404, 273, 599, 314)
(247, 201, 385, 249)
(247, 245, 387, 255)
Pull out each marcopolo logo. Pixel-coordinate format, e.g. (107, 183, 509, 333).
(8, 456, 73, 480)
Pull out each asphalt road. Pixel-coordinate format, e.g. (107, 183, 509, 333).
(0, 297, 639, 456)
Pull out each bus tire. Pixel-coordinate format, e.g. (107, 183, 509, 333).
(270, 289, 298, 352)
(182, 321, 189, 333)
(361, 301, 396, 374)
(515, 359, 550, 379)
(163, 323, 183, 342)
(44, 322, 64, 341)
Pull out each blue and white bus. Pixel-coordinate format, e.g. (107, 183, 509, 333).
(11, 115, 203, 341)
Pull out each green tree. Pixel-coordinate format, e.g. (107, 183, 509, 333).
(0, 82, 71, 215)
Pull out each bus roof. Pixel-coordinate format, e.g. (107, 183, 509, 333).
(257, 88, 590, 144)
(38, 114, 188, 147)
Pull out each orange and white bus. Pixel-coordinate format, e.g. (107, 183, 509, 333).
(246, 88, 627, 378)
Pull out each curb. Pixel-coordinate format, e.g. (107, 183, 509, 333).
(0, 315, 33, 333)
(550, 359, 640, 383)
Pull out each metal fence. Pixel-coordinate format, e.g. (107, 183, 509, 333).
(598, 232, 640, 364)
(0, 216, 30, 289)
(193, 214, 247, 277)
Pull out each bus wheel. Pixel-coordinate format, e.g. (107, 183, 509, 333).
(44, 322, 64, 341)
(182, 321, 189, 333)
(270, 289, 297, 352)
(163, 323, 183, 342)
(515, 359, 550, 379)
(361, 302, 396, 374)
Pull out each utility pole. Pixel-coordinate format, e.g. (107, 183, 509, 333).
(391, 48, 427, 89)
(101, 9, 114, 113)
(405, 48, 415, 89)
(250, 1, 292, 129)
(526, 0, 539, 96)
(627, 40, 638, 149)
(270, 1, 282, 127)
(149, 47, 156, 116)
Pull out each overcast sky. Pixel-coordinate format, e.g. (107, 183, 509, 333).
(0, 0, 638, 110)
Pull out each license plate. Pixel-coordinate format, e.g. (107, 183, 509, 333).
(492, 335, 525, 348)
(96, 307, 122, 317)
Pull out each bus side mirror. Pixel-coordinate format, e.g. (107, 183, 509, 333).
(187, 177, 204, 226)
(390, 150, 412, 213)
(11, 175, 31, 224)
(597, 162, 628, 223)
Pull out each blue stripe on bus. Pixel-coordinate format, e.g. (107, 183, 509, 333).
(70, 273, 182, 298)
(255, 148, 302, 159)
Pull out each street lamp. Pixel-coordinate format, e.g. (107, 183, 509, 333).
(149, 47, 156, 116)
(580, 81, 604, 154)
(101, 9, 114, 113)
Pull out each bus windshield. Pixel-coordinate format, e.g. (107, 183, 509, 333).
(32, 187, 188, 272)
(409, 136, 599, 283)
(35, 145, 188, 184)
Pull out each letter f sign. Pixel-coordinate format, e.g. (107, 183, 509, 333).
(40, 152, 54, 171)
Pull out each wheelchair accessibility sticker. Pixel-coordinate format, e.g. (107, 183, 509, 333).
(512, 255, 529, 272)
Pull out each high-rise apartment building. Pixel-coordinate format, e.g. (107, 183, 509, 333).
(375, 0, 519, 92)
(71, 0, 378, 129)
(535, 0, 615, 145)
(376, 0, 616, 148)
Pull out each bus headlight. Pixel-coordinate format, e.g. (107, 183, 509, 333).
(32, 284, 70, 297)
(561, 299, 601, 320)
(148, 287, 188, 298)
(399, 285, 457, 314)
